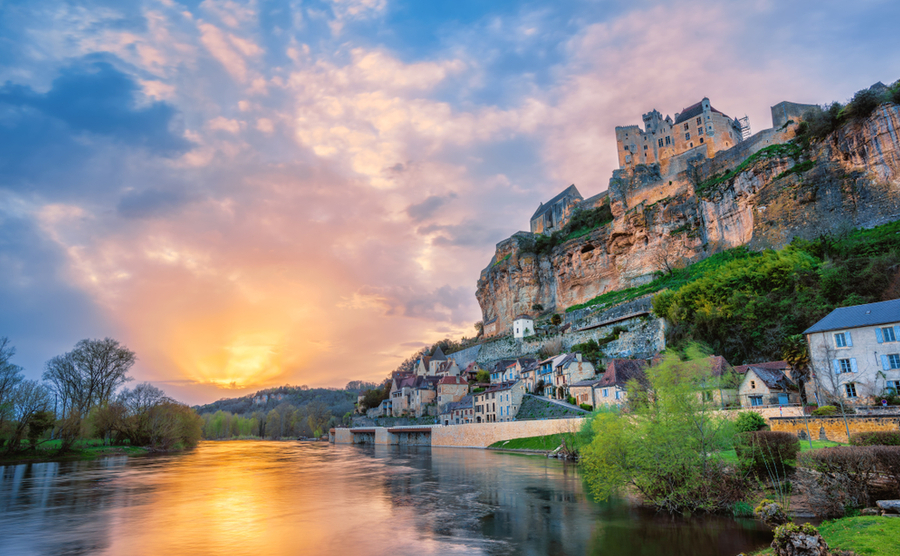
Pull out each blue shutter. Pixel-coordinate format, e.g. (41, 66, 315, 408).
(876, 328, 884, 343)
(895, 325, 900, 341)
(846, 332, 853, 347)
(850, 358, 858, 373)
(883, 355, 891, 371)
(833, 360, 841, 373)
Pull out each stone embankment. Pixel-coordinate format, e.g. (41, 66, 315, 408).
(769, 414, 900, 444)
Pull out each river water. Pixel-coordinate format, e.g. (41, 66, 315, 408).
(0, 441, 772, 555)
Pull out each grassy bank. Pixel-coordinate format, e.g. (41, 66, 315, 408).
(718, 439, 845, 464)
(489, 434, 569, 451)
(0, 439, 150, 465)
(753, 516, 900, 556)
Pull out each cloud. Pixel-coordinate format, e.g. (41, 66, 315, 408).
(405, 193, 456, 222)
(117, 188, 193, 219)
(0, 59, 192, 157)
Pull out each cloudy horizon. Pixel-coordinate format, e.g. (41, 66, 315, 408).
(1, 0, 898, 405)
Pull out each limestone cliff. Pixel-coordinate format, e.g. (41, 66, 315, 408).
(477, 102, 900, 334)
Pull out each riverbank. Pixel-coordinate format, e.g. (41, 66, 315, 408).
(1, 440, 150, 465)
(751, 516, 900, 555)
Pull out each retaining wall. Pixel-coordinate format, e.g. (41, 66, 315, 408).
(431, 417, 586, 448)
(769, 415, 900, 444)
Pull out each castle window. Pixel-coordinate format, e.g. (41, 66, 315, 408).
(685, 132, 690, 140)
(696, 117, 702, 125)
(698, 127, 704, 135)
(699, 138, 704, 143)
(689, 142, 693, 148)
(683, 123, 689, 131)
(623, 145, 629, 151)
(665, 136, 671, 145)
(658, 138, 664, 147)
(644, 145, 648, 150)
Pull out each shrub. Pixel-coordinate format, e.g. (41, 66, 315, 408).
(580, 404, 593, 412)
(771, 523, 827, 556)
(799, 447, 878, 512)
(734, 411, 767, 433)
(735, 431, 800, 469)
(871, 445, 900, 496)
(567, 395, 577, 406)
(811, 405, 837, 416)
(754, 498, 789, 526)
(849, 431, 900, 446)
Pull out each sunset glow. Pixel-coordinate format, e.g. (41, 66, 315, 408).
(2, 0, 899, 404)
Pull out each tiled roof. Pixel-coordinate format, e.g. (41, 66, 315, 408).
(708, 355, 734, 377)
(438, 376, 468, 385)
(673, 98, 728, 124)
(803, 299, 900, 334)
(514, 314, 533, 321)
(431, 346, 447, 361)
(596, 359, 648, 389)
(443, 395, 474, 413)
(530, 184, 583, 220)
(748, 367, 793, 391)
(734, 360, 788, 375)
(570, 378, 603, 388)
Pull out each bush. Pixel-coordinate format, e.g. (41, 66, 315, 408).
(580, 403, 593, 411)
(850, 431, 900, 446)
(812, 405, 838, 416)
(871, 446, 900, 496)
(734, 411, 767, 433)
(735, 431, 800, 470)
(799, 447, 878, 513)
(567, 395, 577, 406)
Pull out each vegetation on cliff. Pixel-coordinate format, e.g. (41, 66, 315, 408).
(653, 219, 900, 365)
(515, 200, 614, 257)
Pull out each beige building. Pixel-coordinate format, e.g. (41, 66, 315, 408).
(474, 380, 525, 423)
(592, 359, 649, 408)
(552, 354, 597, 399)
(737, 367, 799, 408)
(437, 375, 469, 410)
(570, 378, 603, 409)
(615, 98, 744, 169)
(440, 395, 474, 425)
(804, 299, 900, 404)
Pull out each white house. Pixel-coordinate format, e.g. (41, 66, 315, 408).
(804, 299, 900, 404)
(513, 314, 535, 339)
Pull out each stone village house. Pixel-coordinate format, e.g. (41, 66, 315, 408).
(593, 359, 649, 408)
(804, 298, 900, 404)
(474, 380, 525, 423)
(437, 376, 469, 411)
(440, 395, 474, 426)
(737, 366, 799, 408)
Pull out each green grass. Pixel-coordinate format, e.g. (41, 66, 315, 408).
(753, 516, 900, 556)
(695, 142, 803, 198)
(565, 246, 757, 313)
(489, 433, 567, 451)
(718, 439, 845, 464)
(0, 439, 149, 464)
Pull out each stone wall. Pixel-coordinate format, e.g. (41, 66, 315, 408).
(474, 315, 665, 367)
(431, 417, 586, 448)
(769, 415, 900, 444)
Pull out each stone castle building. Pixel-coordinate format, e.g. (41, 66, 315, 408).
(615, 97, 745, 169)
(529, 185, 608, 235)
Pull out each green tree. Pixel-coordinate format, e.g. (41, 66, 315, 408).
(475, 370, 490, 384)
(550, 314, 562, 326)
(581, 345, 741, 513)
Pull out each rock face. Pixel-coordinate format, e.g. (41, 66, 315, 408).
(477, 103, 900, 334)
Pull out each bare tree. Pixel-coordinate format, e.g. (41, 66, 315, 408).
(5, 380, 52, 453)
(0, 337, 25, 440)
(43, 338, 136, 418)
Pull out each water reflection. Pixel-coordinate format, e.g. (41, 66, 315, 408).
(0, 442, 771, 555)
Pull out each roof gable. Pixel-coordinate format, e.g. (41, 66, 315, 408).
(803, 299, 900, 334)
(530, 184, 583, 220)
(674, 99, 728, 124)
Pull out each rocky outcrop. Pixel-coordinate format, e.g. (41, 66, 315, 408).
(477, 103, 900, 334)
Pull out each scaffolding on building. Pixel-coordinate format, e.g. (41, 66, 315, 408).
(738, 115, 751, 140)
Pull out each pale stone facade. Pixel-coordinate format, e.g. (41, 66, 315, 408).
(615, 97, 744, 169)
(513, 315, 535, 339)
(736, 367, 799, 408)
(805, 299, 900, 404)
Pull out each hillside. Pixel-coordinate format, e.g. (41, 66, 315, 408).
(477, 81, 900, 338)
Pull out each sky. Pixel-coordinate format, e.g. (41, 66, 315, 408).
(1, 0, 898, 405)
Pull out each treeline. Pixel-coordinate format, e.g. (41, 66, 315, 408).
(654, 219, 900, 364)
(195, 382, 376, 439)
(202, 400, 335, 440)
(0, 337, 202, 455)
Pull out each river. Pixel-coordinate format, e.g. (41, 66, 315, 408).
(0, 441, 772, 555)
